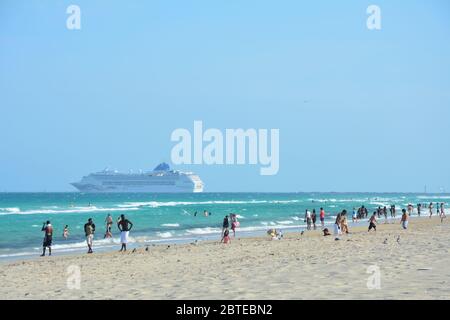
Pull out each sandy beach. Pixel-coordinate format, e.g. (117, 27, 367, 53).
(1, 217, 449, 300)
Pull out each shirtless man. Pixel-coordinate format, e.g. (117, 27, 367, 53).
(401, 209, 409, 229)
(417, 203, 422, 217)
(84, 218, 96, 254)
(368, 212, 377, 232)
(41, 221, 53, 256)
(118, 214, 133, 252)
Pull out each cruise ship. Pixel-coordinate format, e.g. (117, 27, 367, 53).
(71, 163, 204, 193)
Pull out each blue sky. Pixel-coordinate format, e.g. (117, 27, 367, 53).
(1, 0, 449, 192)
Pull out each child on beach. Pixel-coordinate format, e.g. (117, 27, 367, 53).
(401, 209, 409, 229)
(221, 229, 231, 244)
(368, 212, 377, 232)
(63, 225, 69, 240)
(352, 208, 357, 223)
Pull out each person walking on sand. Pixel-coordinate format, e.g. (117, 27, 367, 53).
(84, 218, 96, 254)
(62, 225, 69, 240)
(334, 212, 342, 240)
(429, 202, 433, 218)
(439, 203, 446, 223)
(368, 212, 377, 232)
(222, 215, 229, 237)
(417, 203, 422, 217)
(311, 209, 317, 230)
(118, 214, 133, 252)
(41, 220, 53, 256)
(401, 209, 409, 229)
(319, 207, 325, 228)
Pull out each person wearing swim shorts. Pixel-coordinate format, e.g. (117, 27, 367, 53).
(401, 209, 409, 229)
(417, 203, 422, 217)
(41, 220, 53, 256)
(84, 218, 96, 254)
(118, 214, 133, 252)
(368, 213, 377, 232)
(319, 208, 325, 227)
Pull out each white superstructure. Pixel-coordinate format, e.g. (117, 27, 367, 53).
(71, 163, 203, 193)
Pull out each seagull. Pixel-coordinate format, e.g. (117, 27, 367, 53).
(132, 248, 137, 253)
(397, 236, 401, 244)
(301, 231, 305, 236)
(383, 238, 388, 244)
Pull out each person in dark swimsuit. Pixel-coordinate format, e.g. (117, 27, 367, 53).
(41, 220, 53, 256)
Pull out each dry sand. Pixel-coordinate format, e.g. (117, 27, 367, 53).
(1, 217, 449, 299)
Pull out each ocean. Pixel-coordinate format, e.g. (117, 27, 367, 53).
(0, 192, 448, 260)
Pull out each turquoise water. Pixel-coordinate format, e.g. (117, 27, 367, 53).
(0, 192, 448, 260)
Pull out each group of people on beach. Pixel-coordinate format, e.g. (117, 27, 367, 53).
(40, 214, 134, 256)
(40, 201, 446, 254)
(221, 214, 240, 244)
(302, 202, 446, 241)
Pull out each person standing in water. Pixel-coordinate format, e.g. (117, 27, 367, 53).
(118, 214, 133, 252)
(62, 225, 69, 240)
(222, 215, 229, 237)
(417, 203, 422, 217)
(401, 209, 409, 229)
(84, 218, 96, 254)
(104, 214, 113, 239)
(41, 221, 53, 256)
(383, 206, 388, 223)
(352, 207, 358, 223)
(319, 207, 325, 228)
(305, 209, 312, 230)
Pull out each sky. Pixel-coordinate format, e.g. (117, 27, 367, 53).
(0, 0, 449, 192)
